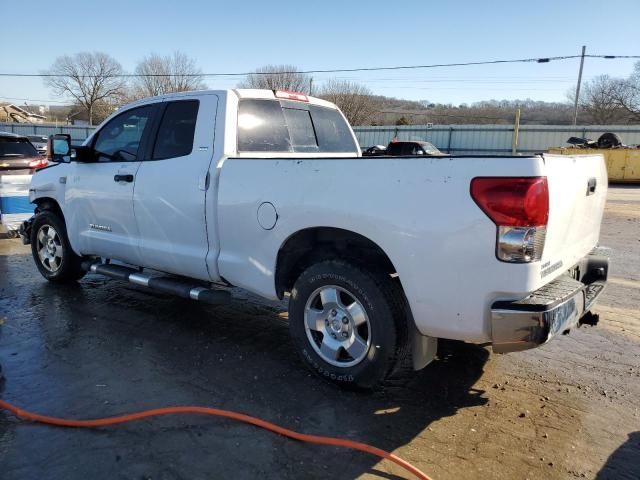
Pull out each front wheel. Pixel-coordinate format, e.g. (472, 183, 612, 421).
(30, 210, 86, 283)
(288, 259, 408, 389)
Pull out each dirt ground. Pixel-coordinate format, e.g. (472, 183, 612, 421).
(0, 186, 638, 480)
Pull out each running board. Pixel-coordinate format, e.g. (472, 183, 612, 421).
(81, 261, 231, 306)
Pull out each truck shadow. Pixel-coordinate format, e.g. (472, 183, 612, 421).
(596, 431, 640, 480)
(1, 267, 490, 479)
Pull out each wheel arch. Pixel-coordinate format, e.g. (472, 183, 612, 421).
(32, 197, 80, 255)
(275, 227, 399, 298)
(275, 227, 437, 373)
(34, 196, 64, 220)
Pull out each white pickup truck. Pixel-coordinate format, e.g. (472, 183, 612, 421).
(20, 89, 609, 388)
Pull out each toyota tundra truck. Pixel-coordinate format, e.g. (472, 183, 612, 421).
(20, 89, 609, 388)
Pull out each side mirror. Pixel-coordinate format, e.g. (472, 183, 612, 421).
(47, 134, 71, 163)
(72, 145, 97, 163)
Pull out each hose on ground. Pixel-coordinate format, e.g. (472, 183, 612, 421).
(0, 399, 432, 480)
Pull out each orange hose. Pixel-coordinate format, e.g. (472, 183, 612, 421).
(0, 399, 432, 480)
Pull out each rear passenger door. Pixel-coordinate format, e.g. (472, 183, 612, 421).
(133, 94, 218, 280)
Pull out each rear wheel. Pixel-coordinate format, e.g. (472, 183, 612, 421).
(30, 210, 86, 283)
(288, 259, 408, 389)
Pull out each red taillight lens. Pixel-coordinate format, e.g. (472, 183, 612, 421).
(470, 177, 549, 227)
(28, 158, 48, 170)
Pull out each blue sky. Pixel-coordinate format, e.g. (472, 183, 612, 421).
(2, 0, 639, 106)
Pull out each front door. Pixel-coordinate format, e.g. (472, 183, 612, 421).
(133, 95, 218, 280)
(65, 104, 156, 265)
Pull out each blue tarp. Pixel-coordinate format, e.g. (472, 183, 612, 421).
(0, 174, 33, 230)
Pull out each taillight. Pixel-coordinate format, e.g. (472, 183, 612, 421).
(28, 158, 48, 170)
(471, 177, 549, 263)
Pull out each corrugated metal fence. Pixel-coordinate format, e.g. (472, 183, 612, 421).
(353, 124, 640, 155)
(2, 122, 640, 155)
(0, 122, 94, 142)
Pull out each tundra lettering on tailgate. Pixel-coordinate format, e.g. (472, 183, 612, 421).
(541, 260, 563, 278)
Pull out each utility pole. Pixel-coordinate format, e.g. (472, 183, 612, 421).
(572, 45, 586, 126)
(309, 77, 313, 96)
(511, 108, 521, 155)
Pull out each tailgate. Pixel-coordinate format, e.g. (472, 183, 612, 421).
(540, 153, 607, 282)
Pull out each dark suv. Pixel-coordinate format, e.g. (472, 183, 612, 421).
(385, 141, 441, 156)
(0, 132, 48, 175)
(362, 140, 442, 157)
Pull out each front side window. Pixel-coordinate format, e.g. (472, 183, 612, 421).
(152, 100, 199, 160)
(93, 105, 153, 161)
(420, 142, 440, 154)
(386, 143, 402, 156)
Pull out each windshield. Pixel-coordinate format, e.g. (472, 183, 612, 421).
(0, 137, 38, 157)
(419, 142, 441, 154)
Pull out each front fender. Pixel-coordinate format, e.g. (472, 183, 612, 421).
(29, 163, 68, 214)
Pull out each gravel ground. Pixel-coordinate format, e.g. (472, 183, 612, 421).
(0, 186, 638, 480)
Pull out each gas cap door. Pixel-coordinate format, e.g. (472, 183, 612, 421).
(257, 202, 278, 230)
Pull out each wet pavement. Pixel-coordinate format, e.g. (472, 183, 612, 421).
(0, 186, 639, 480)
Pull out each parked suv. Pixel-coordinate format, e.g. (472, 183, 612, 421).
(26, 135, 49, 155)
(0, 132, 48, 175)
(363, 140, 442, 156)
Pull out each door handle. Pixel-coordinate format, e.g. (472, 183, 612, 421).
(114, 174, 134, 183)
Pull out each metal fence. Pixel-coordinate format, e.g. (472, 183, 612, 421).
(353, 124, 640, 155)
(2, 121, 640, 155)
(0, 122, 95, 142)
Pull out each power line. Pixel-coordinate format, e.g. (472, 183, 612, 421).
(0, 96, 70, 104)
(0, 54, 637, 79)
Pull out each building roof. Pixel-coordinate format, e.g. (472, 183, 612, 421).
(4, 104, 46, 119)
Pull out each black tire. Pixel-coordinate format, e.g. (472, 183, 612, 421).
(288, 259, 409, 389)
(597, 132, 622, 148)
(30, 210, 86, 283)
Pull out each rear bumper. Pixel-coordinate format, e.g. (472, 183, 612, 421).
(491, 254, 608, 353)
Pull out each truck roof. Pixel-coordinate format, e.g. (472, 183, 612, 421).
(125, 89, 338, 110)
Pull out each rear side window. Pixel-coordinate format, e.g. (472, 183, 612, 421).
(237, 99, 357, 154)
(238, 100, 291, 152)
(308, 105, 357, 153)
(282, 108, 317, 152)
(152, 100, 199, 160)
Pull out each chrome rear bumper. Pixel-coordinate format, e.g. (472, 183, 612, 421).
(491, 254, 608, 353)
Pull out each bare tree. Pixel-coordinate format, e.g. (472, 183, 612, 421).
(566, 75, 627, 124)
(44, 52, 126, 125)
(612, 61, 640, 121)
(318, 80, 378, 126)
(132, 51, 206, 98)
(238, 64, 311, 93)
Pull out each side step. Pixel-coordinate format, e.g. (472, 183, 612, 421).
(81, 261, 231, 306)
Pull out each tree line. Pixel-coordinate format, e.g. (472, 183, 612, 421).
(42, 51, 640, 126)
